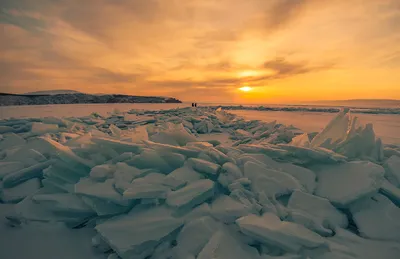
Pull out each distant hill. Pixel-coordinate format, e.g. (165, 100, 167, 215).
(23, 90, 82, 95)
(0, 92, 181, 106)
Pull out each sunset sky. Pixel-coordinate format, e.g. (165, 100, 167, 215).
(1, 0, 399, 104)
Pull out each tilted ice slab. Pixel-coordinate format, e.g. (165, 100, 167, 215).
(187, 157, 221, 176)
(91, 136, 144, 154)
(236, 213, 328, 253)
(314, 161, 385, 207)
(11, 188, 94, 225)
(210, 195, 253, 223)
(126, 148, 170, 172)
(383, 155, 400, 187)
(197, 228, 261, 259)
(175, 216, 223, 256)
(350, 194, 400, 241)
(163, 165, 204, 190)
(380, 179, 400, 207)
(237, 153, 316, 193)
(166, 179, 214, 210)
(309, 108, 384, 161)
(143, 140, 201, 158)
(217, 162, 243, 188)
(311, 108, 351, 148)
(2, 159, 55, 188)
(323, 227, 400, 259)
(96, 206, 183, 259)
(244, 161, 304, 198)
(31, 122, 59, 135)
(37, 137, 93, 175)
(287, 190, 348, 236)
(2, 147, 47, 167)
(0, 133, 26, 149)
(1, 178, 41, 203)
(148, 122, 197, 146)
(123, 173, 171, 200)
(290, 133, 310, 147)
(0, 161, 24, 180)
(75, 178, 132, 207)
(277, 144, 347, 165)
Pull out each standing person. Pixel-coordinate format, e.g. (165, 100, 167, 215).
(191, 103, 194, 107)
(195, 103, 197, 107)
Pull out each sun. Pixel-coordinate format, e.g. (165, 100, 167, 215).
(239, 86, 252, 92)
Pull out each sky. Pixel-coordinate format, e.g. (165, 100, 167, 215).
(0, 0, 399, 104)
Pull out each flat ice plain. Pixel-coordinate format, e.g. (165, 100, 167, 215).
(0, 103, 399, 259)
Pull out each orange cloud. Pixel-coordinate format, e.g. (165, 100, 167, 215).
(0, 0, 399, 103)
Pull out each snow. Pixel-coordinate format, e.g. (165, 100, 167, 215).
(1, 105, 400, 259)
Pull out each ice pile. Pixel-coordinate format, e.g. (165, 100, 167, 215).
(1, 107, 400, 259)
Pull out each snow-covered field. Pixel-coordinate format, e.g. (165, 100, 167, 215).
(1, 105, 400, 259)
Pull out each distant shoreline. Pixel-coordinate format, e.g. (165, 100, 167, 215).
(0, 93, 182, 106)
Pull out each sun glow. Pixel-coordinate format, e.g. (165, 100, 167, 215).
(239, 86, 252, 92)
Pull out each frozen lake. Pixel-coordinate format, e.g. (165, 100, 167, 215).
(1, 103, 399, 145)
(1, 103, 400, 259)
